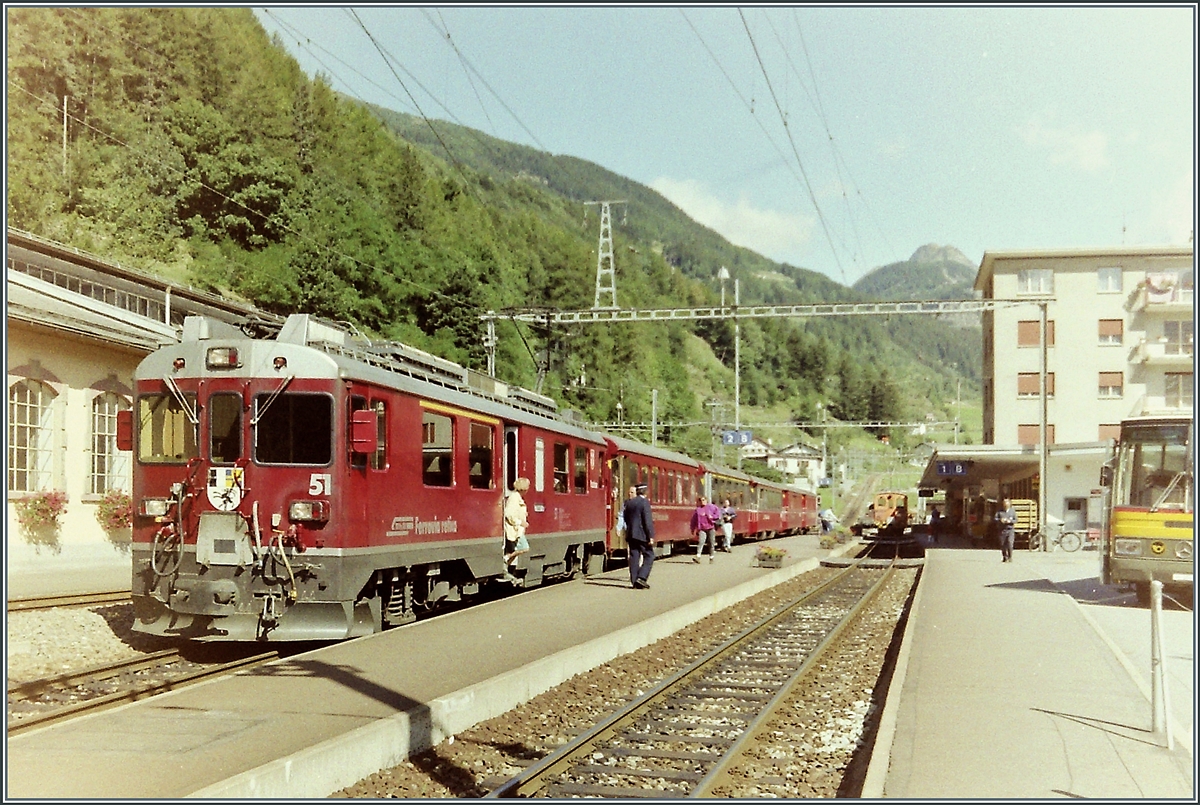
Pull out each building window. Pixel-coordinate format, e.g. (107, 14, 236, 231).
(1017, 320, 1055, 347)
(1017, 372, 1055, 397)
(1098, 372, 1124, 398)
(1098, 423, 1121, 442)
(1165, 373, 1193, 409)
(1017, 424, 1055, 445)
(1017, 269, 1053, 295)
(1098, 319, 1124, 345)
(90, 392, 131, 494)
(1164, 320, 1193, 356)
(1097, 267, 1122, 293)
(8, 379, 57, 493)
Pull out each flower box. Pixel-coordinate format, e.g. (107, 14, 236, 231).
(757, 556, 783, 569)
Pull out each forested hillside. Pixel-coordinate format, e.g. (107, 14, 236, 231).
(6, 7, 979, 460)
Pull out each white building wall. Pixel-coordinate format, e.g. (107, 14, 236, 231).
(6, 322, 142, 597)
(985, 249, 1193, 446)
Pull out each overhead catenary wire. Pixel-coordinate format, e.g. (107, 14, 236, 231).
(738, 8, 848, 285)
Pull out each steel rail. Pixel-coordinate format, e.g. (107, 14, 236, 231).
(690, 559, 897, 797)
(8, 650, 279, 736)
(486, 556, 877, 799)
(8, 649, 181, 699)
(8, 590, 131, 611)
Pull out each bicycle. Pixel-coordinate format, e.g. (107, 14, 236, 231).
(1028, 528, 1083, 552)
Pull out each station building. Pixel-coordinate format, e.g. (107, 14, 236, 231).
(922, 245, 1194, 539)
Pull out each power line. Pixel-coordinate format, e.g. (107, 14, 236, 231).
(739, 9, 847, 284)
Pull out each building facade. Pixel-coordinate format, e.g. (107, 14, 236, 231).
(976, 246, 1194, 446)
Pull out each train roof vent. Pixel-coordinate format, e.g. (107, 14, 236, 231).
(466, 369, 509, 399)
(560, 408, 584, 425)
(182, 316, 246, 342)
(367, 341, 469, 386)
(507, 386, 559, 416)
(277, 314, 347, 348)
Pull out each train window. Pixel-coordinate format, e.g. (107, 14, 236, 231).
(422, 410, 453, 486)
(370, 400, 387, 471)
(553, 442, 569, 493)
(650, 466, 659, 502)
(137, 393, 199, 464)
(574, 445, 587, 494)
(535, 438, 545, 492)
(255, 393, 332, 465)
(469, 422, 494, 489)
(209, 393, 242, 464)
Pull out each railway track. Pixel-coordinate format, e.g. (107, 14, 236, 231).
(7, 647, 279, 735)
(8, 590, 130, 612)
(487, 558, 896, 799)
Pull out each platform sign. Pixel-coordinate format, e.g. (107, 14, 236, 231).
(721, 430, 753, 446)
(936, 460, 969, 477)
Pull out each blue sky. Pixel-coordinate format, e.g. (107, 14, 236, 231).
(254, 6, 1195, 286)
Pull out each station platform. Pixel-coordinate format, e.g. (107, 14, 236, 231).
(864, 534, 1194, 799)
(5, 533, 858, 799)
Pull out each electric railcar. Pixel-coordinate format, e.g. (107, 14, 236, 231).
(120, 314, 807, 641)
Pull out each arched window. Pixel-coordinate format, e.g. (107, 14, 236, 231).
(91, 392, 131, 494)
(8, 379, 57, 492)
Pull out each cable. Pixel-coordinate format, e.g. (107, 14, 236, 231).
(739, 9, 847, 284)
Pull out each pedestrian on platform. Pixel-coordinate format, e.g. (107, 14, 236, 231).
(819, 506, 838, 535)
(690, 495, 721, 563)
(929, 506, 942, 544)
(994, 497, 1017, 563)
(622, 483, 655, 589)
(502, 478, 530, 583)
(719, 498, 736, 552)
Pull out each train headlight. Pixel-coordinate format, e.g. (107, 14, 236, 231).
(289, 500, 329, 522)
(1175, 542, 1192, 560)
(206, 347, 241, 369)
(1114, 539, 1142, 556)
(140, 498, 170, 517)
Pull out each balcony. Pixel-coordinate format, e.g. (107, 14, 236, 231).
(1130, 337, 1194, 366)
(1130, 273, 1194, 313)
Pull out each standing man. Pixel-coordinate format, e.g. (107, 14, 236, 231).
(690, 495, 721, 563)
(994, 497, 1017, 563)
(622, 483, 655, 589)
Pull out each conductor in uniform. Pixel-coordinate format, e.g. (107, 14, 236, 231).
(622, 483, 655, 589)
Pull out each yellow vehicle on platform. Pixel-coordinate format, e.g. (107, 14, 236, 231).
(1101, 414, 1194, 605)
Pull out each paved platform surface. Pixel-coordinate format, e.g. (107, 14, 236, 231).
(6, 533, 855, 799)
(865, 534, 1194, 799)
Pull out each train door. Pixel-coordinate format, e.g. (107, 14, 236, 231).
(504, 426, 519, 492)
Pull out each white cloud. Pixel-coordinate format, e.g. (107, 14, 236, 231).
(1143, 171, 1196, 245)
(650, 177, 814, 264)
(1015, 118, 1110, 172)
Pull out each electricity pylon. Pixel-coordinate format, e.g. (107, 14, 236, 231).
(584, 200, 625, 310)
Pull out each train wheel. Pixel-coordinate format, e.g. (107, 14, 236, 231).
(1059, 531, 1082, 552)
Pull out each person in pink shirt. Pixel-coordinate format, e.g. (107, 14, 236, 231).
(689, 495, 722, 563)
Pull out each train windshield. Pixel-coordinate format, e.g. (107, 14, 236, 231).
(1115, 422, 1192, 512)
(137, 393, 199, 464)
(254, 392, 332, 465)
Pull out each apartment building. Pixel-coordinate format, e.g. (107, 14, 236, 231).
(976, 246, 1194, 446)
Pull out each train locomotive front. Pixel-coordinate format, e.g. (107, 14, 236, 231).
(124, 314, 603, 641)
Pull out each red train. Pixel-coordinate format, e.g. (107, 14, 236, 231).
(119, 315, 815, 641)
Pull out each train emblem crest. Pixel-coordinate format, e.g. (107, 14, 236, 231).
(207, 467, 245, 511)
